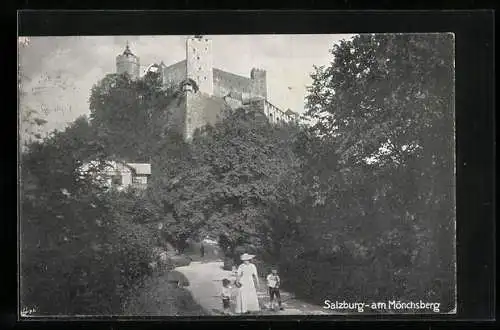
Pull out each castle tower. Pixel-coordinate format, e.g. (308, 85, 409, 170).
(186, 35, 213, 95)
(250, 68, 267, 100)
(116, 42, 140, 79)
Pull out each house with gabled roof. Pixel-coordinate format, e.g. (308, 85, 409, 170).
(78, 160, 151, 191)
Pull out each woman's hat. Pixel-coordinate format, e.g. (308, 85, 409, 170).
(240, 253, 255, 261)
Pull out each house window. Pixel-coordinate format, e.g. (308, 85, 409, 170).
(111, 174, 122, 186)
(132, 176, 146, 185)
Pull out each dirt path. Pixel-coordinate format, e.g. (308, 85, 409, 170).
(176, 260, 337, 315)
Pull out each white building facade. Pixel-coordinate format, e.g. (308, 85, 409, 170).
(78, 161, 151, 191)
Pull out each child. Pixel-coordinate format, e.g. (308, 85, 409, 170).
(231, 265, 238, 279)
(221, 278, 232, 314)
(266, 268, 283, 311)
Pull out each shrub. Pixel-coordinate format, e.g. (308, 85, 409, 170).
(20, 188, 157, 315)
(267, 226, 454, 311)
(252, 258, 273, 278)
(122, 271, 206, 316)
(231, 244, 258, 264)
(223, 257, 234, 271)
(168, 255, 192, 268)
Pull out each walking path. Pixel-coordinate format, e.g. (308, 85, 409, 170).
(176, 259, 338, 315)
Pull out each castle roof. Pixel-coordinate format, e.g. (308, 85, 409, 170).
(122, 43, 135, 56)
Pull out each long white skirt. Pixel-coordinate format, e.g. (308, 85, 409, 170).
(234, 278, 260, 313)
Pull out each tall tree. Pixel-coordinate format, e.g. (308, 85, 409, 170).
(88, 71, 176, 162)
(276, 33, 455, 307)
(20, 115, 157, 315)
(149, 106, 300, 253)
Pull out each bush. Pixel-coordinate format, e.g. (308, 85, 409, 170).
(166, 270, 190, 287)
(231, 244, 258, 264)
(267, 227, 454, 311)
(223, 257, 234, 271)
(122, 271, 207, 316)
(250, 258, 270, 278)
(167, 255, 192, 268)
(20, 188, 157, 315)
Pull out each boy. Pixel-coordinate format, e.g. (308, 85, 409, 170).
(221, 278, 232, 314)
(266, 268, 283, 311)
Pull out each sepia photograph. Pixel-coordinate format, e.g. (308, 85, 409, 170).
(18, 33, 456, 317)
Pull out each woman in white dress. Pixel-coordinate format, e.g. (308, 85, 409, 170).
(234, 253, 260, 314)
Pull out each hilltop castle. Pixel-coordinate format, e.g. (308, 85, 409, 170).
(116, 36, 300, 140)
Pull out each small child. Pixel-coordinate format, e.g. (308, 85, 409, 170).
(266, 268, 283, 311)
(221, 278, 232, 314)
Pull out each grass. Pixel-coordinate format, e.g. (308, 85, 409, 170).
(123, 269, 208, 316)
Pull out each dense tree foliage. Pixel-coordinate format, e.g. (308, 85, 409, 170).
(20, 73, 190, 315)
(21, 33, 455, 315)
(89, 71, 177, 162)
(148, 106, 301, 255)
(269, 33, 455, 310)
(20, 115, 167, 314)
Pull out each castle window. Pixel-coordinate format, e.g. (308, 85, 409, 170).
(199, 67, 202, 71)
(197, 56, 200, 60)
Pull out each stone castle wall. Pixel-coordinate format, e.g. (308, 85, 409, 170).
(250, 68, 267, 100)
(116, 54, 140, 79)
(185, 92, 226, 140)
(165, 90, 228, 140)
(213, 68, 252, 101)
(158, 37, 267, 109)
(213, 68, 267, 103)
(164, 96, 187, 137)
(161, 61, 265, 104)
(186, 37, 214, 95)
(265, 101, 293, 124)
(250, 99, 296, 125)
(116, 38, 297, 141)
(163, 60, 187, 88)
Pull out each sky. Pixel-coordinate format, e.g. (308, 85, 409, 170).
(18, 34, 354, 134)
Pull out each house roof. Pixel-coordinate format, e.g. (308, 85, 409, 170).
(127, 163, 151, 175)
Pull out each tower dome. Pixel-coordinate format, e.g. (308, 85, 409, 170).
(116, 42, 140, 79)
